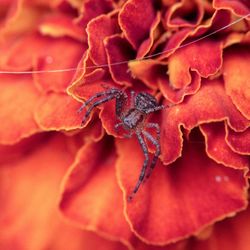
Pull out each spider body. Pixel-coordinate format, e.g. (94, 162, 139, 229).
(78, 87, 164, 200)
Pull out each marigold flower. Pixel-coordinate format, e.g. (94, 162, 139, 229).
(0, 0, 249, 250)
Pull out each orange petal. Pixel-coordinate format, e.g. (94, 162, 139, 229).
(119, 0, 156, 49)
(59, 138, 135, 248)
(226, 126, 250, 155)
(39, 12, 84, 41)
(223, 46, 250, 120)
(200, 122, 249, 169)
(87, 13, 120, 65)
(116, 137, 248, 244)
(168, 40, 222, 88)
(33, 37, 85, 93)
(0, 133, 92, 249)
(213, 0, 250, 17)
(161, 78, 250, 164)
(188, 205, 250, 250)
(0, 74, 40, 144)
(34, 92, 85, 130)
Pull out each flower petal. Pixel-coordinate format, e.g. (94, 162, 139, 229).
(213, 0, 250, 17)
(164, 0, 204, 28)
(223, 46, 250, 120)
(116, 137, 248, 244)
(0, 133, 92, 249)
(119, 0, 156, 49)
(168, 40, 222, 88)
(87, 13, 120, 65)
(34, 92, 85, 130)
(33, 37, 85, 93)
(200, 122, 249, 169)
(38, 12, 84, 41)
(226, 126, 250, 155)
(0, 74, 40, 144)
(104, 34, 137, 86)
(188, 205, 250, 250)
(161, 79, 250, 164)
(59, 138, 135, 247)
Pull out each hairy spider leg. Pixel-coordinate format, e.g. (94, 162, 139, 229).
(145, 105, 165, 114)
(130, 91, 135, 109)
(142, 127, 161, 179)
(77, 88, 121, 113)
(114, 122, 132, 138)
(128, 131, 149, 201)
(80, 95, 118, 126)
(115, 92, 128, 118)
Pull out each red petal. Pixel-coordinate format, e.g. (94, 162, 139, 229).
(161, 79, 250, 164)
(34, 92, 84, 130)
(164, 0, 204, 28)
(87, 13, 120, 65)
(226, 126, 250, 155)
(116, 137, 247, 244)
(168, 40, 222, 88)
(200, 122, 249, 169)
(59, 138, 135, 246)
(119, 0, 156, 49)
(0, 74, 40, 144)
(158, 10, 231, 60)
(223, 46, 250, 120)
(188, 205, 250, 250)
(136, 11, 161, 59)
(105, 34, 137, 86)
(213, 0, 250, 17)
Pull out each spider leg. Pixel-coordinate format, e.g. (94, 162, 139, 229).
(130, 90, 135, 109)
(78, 88, 121, 113)
(115, 92, 128, 119)
(142, 127, 160, 179)
(80, 95, 117, 126)
(128, 131, 149, 200)
(78, 91, 109, 113)
(145, 105, 165, 114)
(114, 123, 132, 138)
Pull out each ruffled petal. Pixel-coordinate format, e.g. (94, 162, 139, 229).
(119, 0, 156, 49)
(200, 122, 249, 169)
(226, 126, 250, 155)
(161, 79, 250, 164)
(0, 74, 40, 144)
(213, 0, 250, 17)
(59, 138, 135, 247)
(164, 0, 204, 28)
(223, 46, 250, 120)
(105, 34, 137, 86)
(168, 40, 222, 88)
(116, 137, 248, 244)
(188, 205, 250, 250)
(87, 13, 120, 65)
(34, 92, 84, 130)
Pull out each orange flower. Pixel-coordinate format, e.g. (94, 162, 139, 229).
(0, 0, 249, 250)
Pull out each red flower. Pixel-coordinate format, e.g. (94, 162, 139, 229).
(0, 0, 249, 249)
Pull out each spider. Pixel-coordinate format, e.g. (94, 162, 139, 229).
(78, 87, 165, 200)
